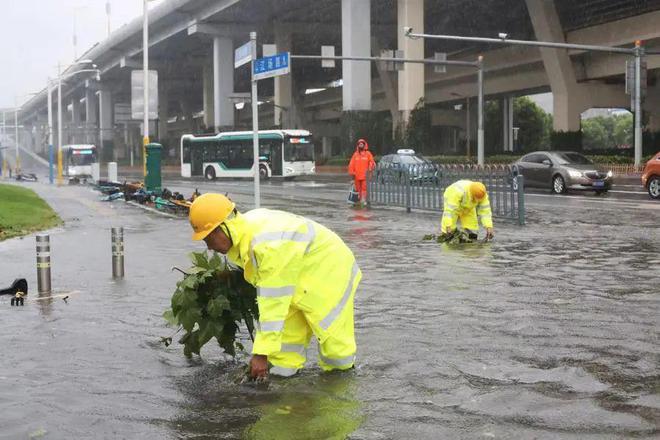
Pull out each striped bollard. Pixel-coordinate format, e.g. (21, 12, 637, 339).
(36, 234, 52, 293)
(111, 227, 125, 278)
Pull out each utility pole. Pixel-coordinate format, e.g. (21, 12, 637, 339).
(250, 31, 260, 208)
(142, 0, 149, 178)
(106, 1, 112, 37)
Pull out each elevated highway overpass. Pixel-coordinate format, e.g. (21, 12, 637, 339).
(13, 0, 660, 162)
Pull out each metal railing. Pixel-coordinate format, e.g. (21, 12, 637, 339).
(366, 163, 525, 225)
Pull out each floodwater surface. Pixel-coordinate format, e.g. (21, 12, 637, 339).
(0, 182, 658, 439)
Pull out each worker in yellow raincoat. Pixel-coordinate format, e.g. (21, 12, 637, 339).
(441, 180, 494, 239)
(189, 193, 361, 379)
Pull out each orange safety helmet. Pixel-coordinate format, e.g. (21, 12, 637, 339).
(189, 193, 236, 240)
(469, 181, 487, 201)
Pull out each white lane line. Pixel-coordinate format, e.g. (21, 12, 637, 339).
(608, 190, 648, 195)
(526, 195, 660, 210)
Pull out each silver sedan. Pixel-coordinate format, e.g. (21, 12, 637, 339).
(514, 151, 613, 194)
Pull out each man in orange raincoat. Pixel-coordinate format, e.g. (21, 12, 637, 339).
(348, 138, 376, 204)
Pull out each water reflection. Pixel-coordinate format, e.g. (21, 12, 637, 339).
(170, 364, 363, 439)
(245, 372, 363, 440)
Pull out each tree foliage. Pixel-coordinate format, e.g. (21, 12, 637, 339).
(404, 98, 433, 154)
(162, 252, 258, 358)
(582, 114, 633, 150)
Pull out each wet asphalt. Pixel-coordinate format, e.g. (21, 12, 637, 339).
(0, 151, 658, 439)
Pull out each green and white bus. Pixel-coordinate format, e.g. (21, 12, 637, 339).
(180, 129, 316, 180)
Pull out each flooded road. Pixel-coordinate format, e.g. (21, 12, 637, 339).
(1, 180, 658, 439)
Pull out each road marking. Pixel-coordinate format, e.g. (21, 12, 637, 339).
(608, 190, 648, 195)
(526, 194, 660, 210)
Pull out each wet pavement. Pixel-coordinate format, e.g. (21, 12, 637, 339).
(1, 153, 659, 439)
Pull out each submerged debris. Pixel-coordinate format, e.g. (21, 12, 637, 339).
(95, 180, 200, 215)
(423, 230, 487, 244)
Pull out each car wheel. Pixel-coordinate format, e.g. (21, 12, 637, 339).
(259, 165, 269, 180)
(552, 174, 566, 194)
(204, 166, 216, 181)
(648, 176, 660, 199)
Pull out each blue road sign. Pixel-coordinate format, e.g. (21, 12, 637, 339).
(253, 52, 290, 80)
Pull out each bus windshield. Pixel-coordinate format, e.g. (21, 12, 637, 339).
(69, 149, 96, 166)
(284, 138, 314, 162)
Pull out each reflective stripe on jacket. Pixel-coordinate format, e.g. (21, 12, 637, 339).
(441, 180, 493, 230)
(224, 209, 361, 356)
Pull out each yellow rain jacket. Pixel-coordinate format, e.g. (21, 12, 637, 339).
(441, 180, 493, 232)
(223, 209, 361, 362)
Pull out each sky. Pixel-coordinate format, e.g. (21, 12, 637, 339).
(0, 0, 164, 109)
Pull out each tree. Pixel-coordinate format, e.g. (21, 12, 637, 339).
(513, 97, 552, 151)
(613, 114, 633, 147)
(581, 113, 633, 150)
(404, 98, 432, 154)
(582, 118, 610, 150)
(484, 97, 551, 152)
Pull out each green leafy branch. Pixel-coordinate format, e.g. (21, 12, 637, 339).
(162, 251, 259, 358)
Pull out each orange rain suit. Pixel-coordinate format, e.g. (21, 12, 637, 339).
(348, 138, 376, 201)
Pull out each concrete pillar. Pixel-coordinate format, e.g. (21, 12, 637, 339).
(158, 78, 168, 141)
(341, 0, 371, 110)
(85, 88, 98, 144)
(98, 89, 114, 161)
(274, 26, 293, 127)
(71, 98, 81, 144)
(525, 0, 583, 132)
(322, 136, 333, 159)
(213, 36, 235, 130)
(398, 0, 424, 122)
(202, 61, 214, 130)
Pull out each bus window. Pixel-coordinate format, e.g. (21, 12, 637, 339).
(284, 139, 315, 162)
(227, 142, 253, 169)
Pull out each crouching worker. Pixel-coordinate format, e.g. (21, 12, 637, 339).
(441, 180, 494, 240)
(189, 193, 361, 379)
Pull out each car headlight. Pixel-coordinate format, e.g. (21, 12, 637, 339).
(607, 170, 613, 178)
(567, 169, 583, 178)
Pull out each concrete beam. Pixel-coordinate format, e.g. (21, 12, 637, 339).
(186, 22, 237, 38)
(566, 10, 660, 52)
(102, 0, 242, 75)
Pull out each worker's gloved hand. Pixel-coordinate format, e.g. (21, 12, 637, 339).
(250, 354, 269, 379)
(485, 228, 494, 240)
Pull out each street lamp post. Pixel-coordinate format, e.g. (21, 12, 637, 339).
(47, 80, 54, 184)
(14, 104, 19, 173)
(1, 112, 5, 176)
(142, 0, 149, 178)
(477, 55, 484, 166)
(57, 63, 63, 184)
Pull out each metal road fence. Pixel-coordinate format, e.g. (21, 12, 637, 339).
(366, 163, 525, 225)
